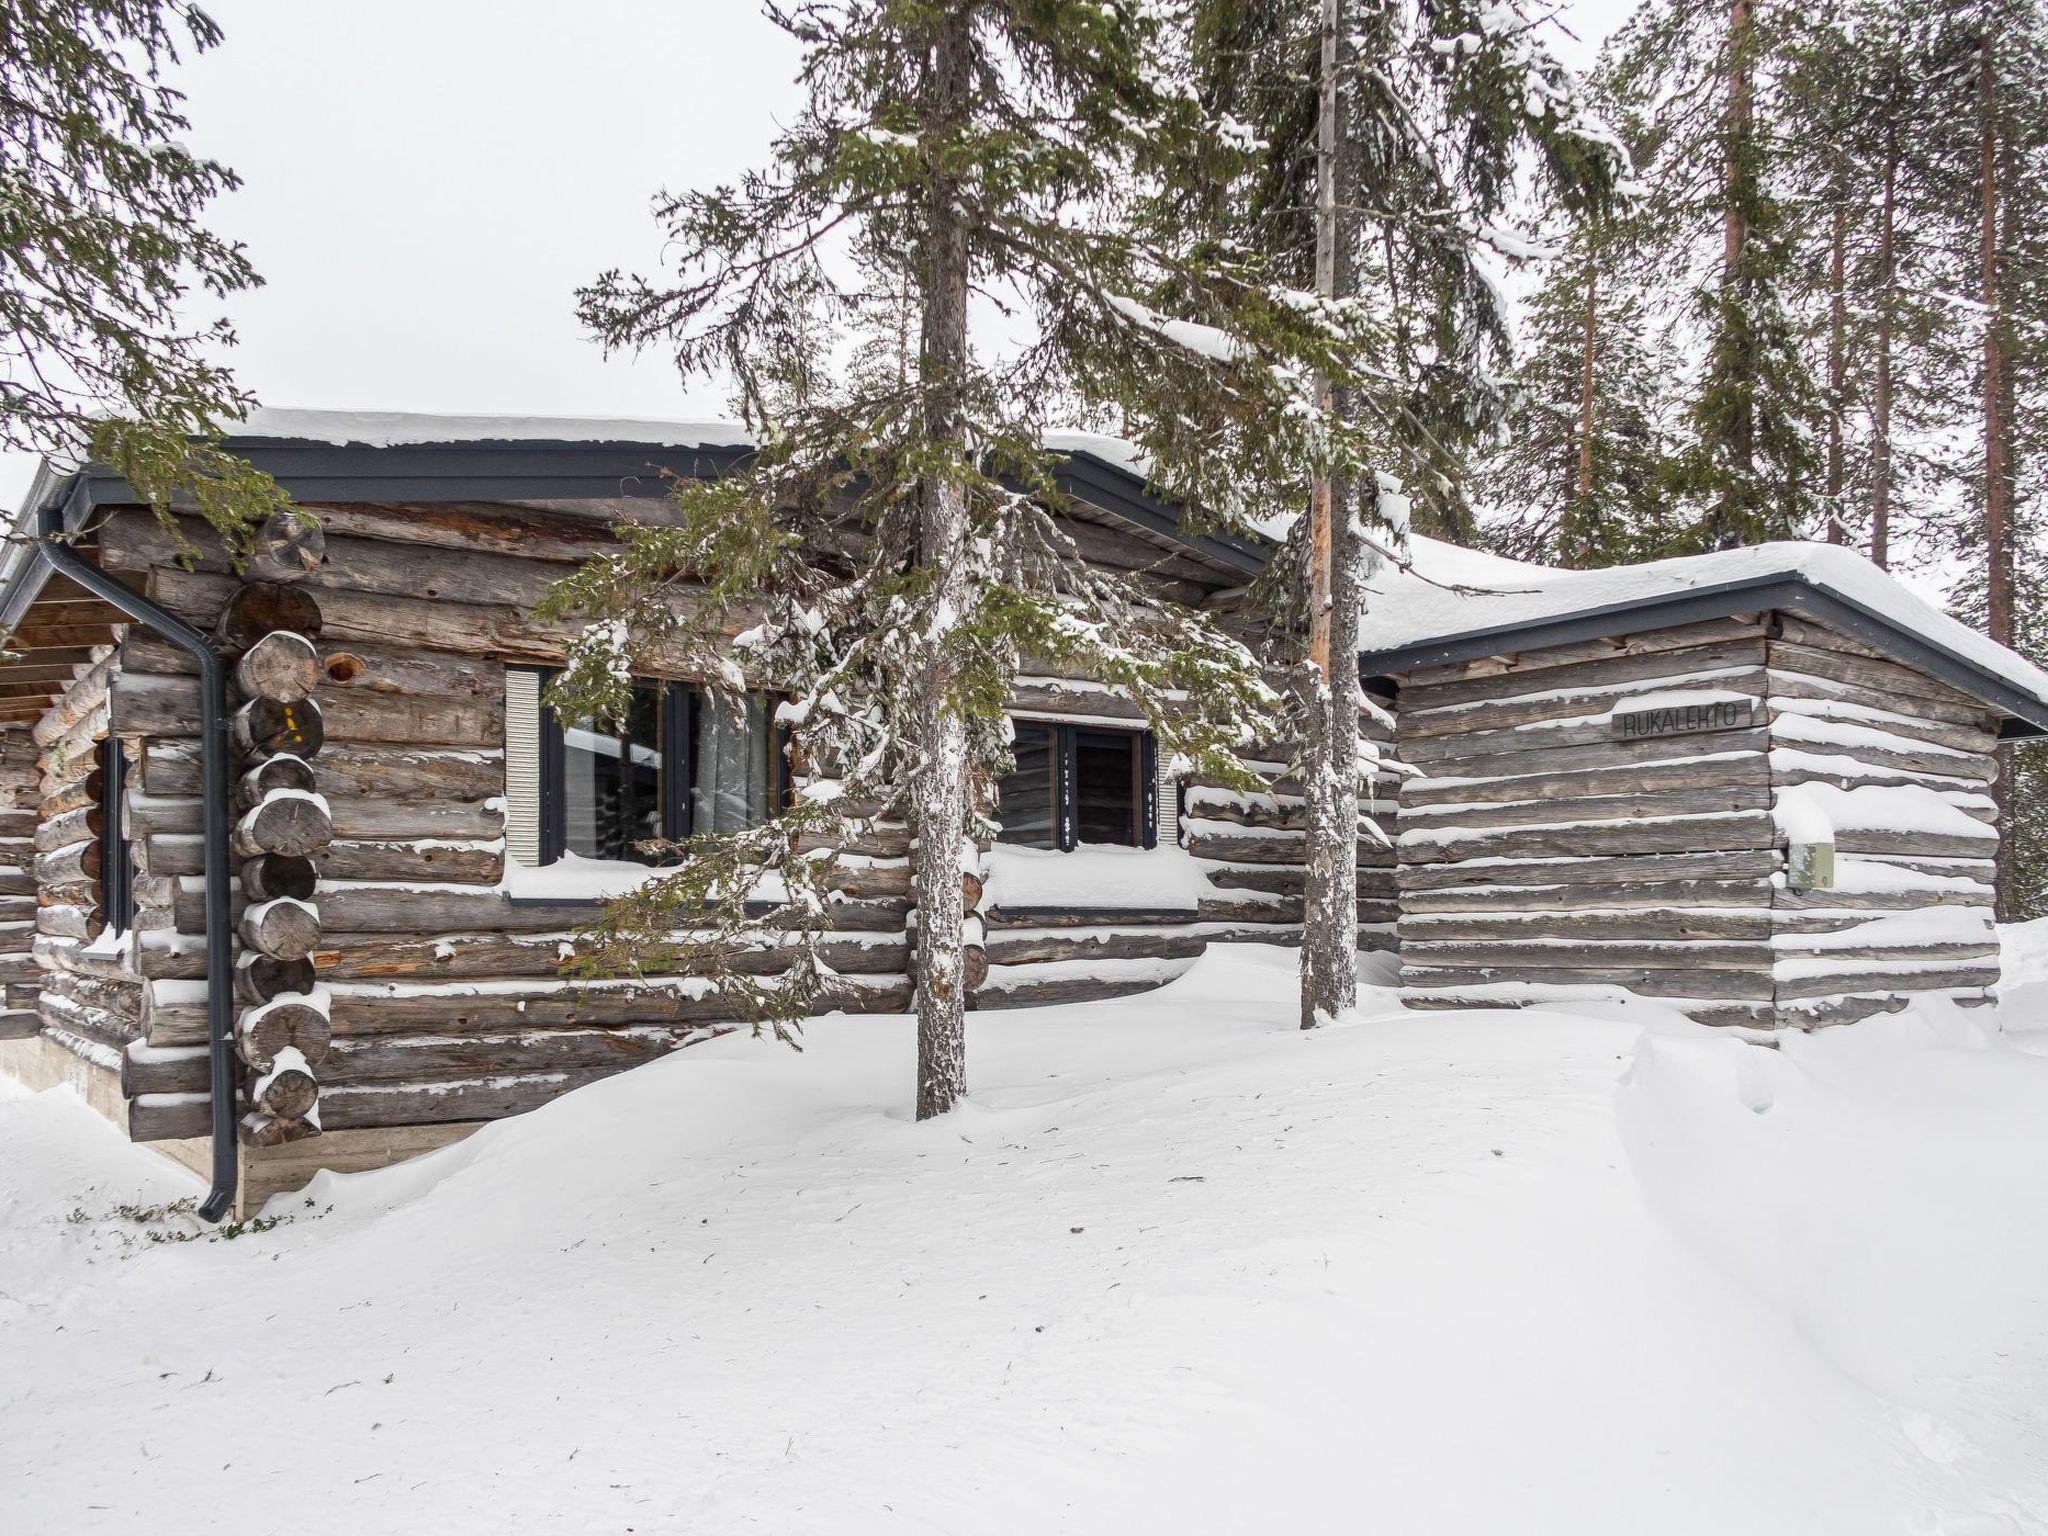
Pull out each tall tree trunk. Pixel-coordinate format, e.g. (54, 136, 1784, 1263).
(1871, 122, 1898, 570)
(1301, 0, 1358, 1031)
(1981, 31, 2018, 920)
(1720, 0, 1756, 530)
(912, 11, 974, 1118)
(1578, 248, 1598, 508)
(1825, 194, 1846, 546)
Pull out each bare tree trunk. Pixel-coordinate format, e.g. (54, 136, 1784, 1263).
(1981, 32, 2018, 920)
(912, 10, 974, 1118)
(1825, 196, 1846, 546)
(1578, 249, 1598, 507)
(1301, 0, 1358, 1031)
(1722, 0, 1756, 515)
(1871, 123, 1898, 569)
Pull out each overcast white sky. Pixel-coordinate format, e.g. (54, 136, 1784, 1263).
(0, 0, 1639, 510)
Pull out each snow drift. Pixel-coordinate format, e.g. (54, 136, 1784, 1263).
(5, 943, 2048, 1533)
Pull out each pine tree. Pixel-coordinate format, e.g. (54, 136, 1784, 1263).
(1194, 0, 1627, 1026)
(0, 1, 286, 552)
(1476, 206, 1674, 568)
(548, 2, 1348, 1114)
(1606, 0, 1824, 550)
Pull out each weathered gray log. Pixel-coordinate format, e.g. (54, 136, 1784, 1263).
(232, 629, 321, 703)
(1763, 665, 1998, 731)
(236, 998, 333, 1072)
(231, 695, 324, 759)
(242, 1113, 322, 1146)
(236, 950, 318, 1004)
(1401, 962, 1777, 1002)
(322, 1025, 697, 1084)
(146, 739, 502, 801)
(321, 840, 500, 885)
(34, 805, 102, 854)
(974, 969, 1175, 1009)
(285, 884, 905, 936)
(313, 929, 908, 981)
(248, 1059, 319, 1119)
(1767, 638, 1999, 720)
(231, 792, 333, 860)
(1400, 617, 1770, 691)
(0, 1009, 38, 1039)
(313, 1069, 622, 1131)
(1401, 939, 1773, 970)
(319, 975, 910, 1035)
(1398, 811, 1777, 867)
(29, 656, 113, 748)
(1402, 908, 1775, 942)
(319, 643, 503, 701)
(127, 1094, 211, 1142)
(1400, 754, 1771, 810)
(1773, 963, 2002, 1002)
(235, 754, 318, 811)
(240, 896, 321, 960)
(983, 928, 1207, 966)
(243, 510, 327, 584)
(217, 581, 322, 647)
(34, 841, 100, 886)
(38, 770, 103, 822)
(1402, 710, 1765, 767)
(1401, 634, 1770, 714)
(1400, 785, 1771, 835)
(241, 853, 318, 904)
(1397, 848, 1782, 892)
(1403, 662, 1769, 742)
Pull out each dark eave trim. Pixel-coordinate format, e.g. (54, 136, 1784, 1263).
(1050, 452, 1270, 580)
(1358, 573, 2048, 740)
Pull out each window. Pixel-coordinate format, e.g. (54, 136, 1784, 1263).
(98, 737, 133, 935)
(515, 668, 784, 866)
(996, 721, 1157, 851)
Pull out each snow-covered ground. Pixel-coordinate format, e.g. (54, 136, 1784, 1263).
(6, 943, 2048, 1534)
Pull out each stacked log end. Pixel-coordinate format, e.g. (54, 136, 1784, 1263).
(227, 517, 332, 1143)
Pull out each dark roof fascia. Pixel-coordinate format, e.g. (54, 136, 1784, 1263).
(33, 434, 1271, 584)
(1358, 573, 2048, 739)
(0, 470, 91, 637)
(1050, 452, 1271, 580)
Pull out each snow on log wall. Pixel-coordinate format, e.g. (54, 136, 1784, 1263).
(1394, 618, 1783, 1028)
(24, 654, 153, 1102)
(0, 734, 40, 1040)
(1392, 613, 2005, 1029)
(1762, 616, 2001, 1026)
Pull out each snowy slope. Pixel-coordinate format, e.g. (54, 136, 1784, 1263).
(5, 946, 2048, 1534)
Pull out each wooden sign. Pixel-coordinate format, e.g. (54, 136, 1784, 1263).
(1610, 697, 1758, 740)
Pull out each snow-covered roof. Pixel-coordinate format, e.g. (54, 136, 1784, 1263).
(1360, 537, 2048, 735)
(228, 406, 755, 451)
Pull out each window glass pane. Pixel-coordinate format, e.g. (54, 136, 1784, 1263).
(1073, 729, 1141, 846)
(562, 682, 664, 862)
(996, 722, 1059, 848)
(692, 693, 775, 834)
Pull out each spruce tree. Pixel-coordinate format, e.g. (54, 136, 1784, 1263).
(550, 2, 1348, 1112)
(1193, 0, 1626, 1026)
(0, 1, 285, 552)
(1605, 0, 1824, 550)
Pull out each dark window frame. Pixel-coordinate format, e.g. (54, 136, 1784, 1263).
(524, 667, 787, 865)
(999, 719, 1157, 852)
(98, 736, 133, 935)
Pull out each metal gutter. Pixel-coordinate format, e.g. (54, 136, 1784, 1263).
(1356, 573, 2048, 740)
(30, 486, 239, 1221)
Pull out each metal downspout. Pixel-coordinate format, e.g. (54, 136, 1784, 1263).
(36, 497, 237, 1220)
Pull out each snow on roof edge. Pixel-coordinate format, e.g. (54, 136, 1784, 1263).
(1360, 538, 2048, 728)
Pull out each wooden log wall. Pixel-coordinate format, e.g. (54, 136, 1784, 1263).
(1392, 613, 2009, 1030)
(98, 501, 912, 1140)
(23, 651, 149, 1083)
(1762, 616, 2001, 1026)
(0, 733, 44, 1039)
(975, 672, 1399, 1011)
(1392, 618, 1783, 1029)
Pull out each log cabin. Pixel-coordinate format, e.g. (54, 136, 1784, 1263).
(0, 410, 2042, 1218)
(1359, 539, 2048, 1030)
(0, 411, 1398, 1216)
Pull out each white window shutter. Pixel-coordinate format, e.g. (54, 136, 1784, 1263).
(1156, 746, 1179, 848)
(503, 667, 543, 866)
